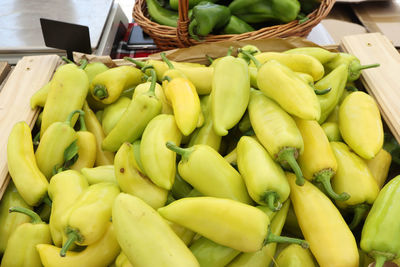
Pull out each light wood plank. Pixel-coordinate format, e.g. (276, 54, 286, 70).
(0, 55, 62, 199)
(0, 62, 11, 86)
(341, 32, 400, 142)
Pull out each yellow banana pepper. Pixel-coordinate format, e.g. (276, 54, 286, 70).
(365, 148, 392, 189)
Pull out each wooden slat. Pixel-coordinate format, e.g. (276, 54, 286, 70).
(341, 32, 400, 143)
(0, 55, 62, 199)
(0, 62, 11, 86)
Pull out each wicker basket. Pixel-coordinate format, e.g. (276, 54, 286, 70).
(133, 0, 336, 50)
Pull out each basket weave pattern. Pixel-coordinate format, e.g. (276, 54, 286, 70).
(133, 0, 336, 50)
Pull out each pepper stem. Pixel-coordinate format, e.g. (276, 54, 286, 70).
(147, 69, 157, 94)
(166, 141, 192, 161)
(188, 20, 200, 41)
(262, 191, 282, 212)
(314, 87, 332, 95)
(354, 63, 380, 71)
(277, 148, 304, 186)
(160, 52, 174, 69)
(345, 85, 358, 92)
(314, 169, 350, 201)
(348, 203, 370, 230)
(374, 254, 387, 267)
(60, 231, 78, 257)
(61, 56, 74, 64)
(66, 110, 84, 127)
(124, 57, 146, 68)
(42, 195, 53, 207)
(93, 84, 108, 100)
(238, 49, 261, 69)
(264, 231, 309, 248)
(206, 55, 214, 64)
(78, 111, 87, 131)
(79, 59, 88, 70)
(227, 46, 233, 57)
(9, 207, 42, 224)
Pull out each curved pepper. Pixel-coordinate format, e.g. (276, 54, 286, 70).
(35, 110, 81, 178)
(221, 15, 255, 34)
(211, 55, 250, 136)
(36, 222, 120, 267)
(82, 102, 115, 166)
(0, 182, 32, 254)
(275, 244, 317, 267)
(339, 91, 384, 159)
(1, 207, 52, 267)
(115, 142, 168, 209)
(113, 193, 199, 267)
(48, 170, 89, 247)
(287, 172, 359, 267)
(248, 90, 305, 186)
(7, 121, 48, 206)
(315, 63, 348, 123)
(330, 141, 380, 229)
(188, 2, 231, 41)
(250, 52, 325, 81)
(84, 62, 109, 83)
(101, 97, 131, 135)
(245, 51, 320, 120)
(158, 196, 308, 253)
(169, 0, 218, 10)
(284, 47, 338, 64)
(70, 112, 97, 171)
(30, 82, 51, 109)
(140, 114, 182, 190)
(167, 219, 196, 246)
(228, 0, 300, 24)
(90, 66, 142, 104)
(360, 175, 400, 267)
(166, 142, 252, 204)
(236, 136, 290, 210)
(102, 68, 162, 152)
(115, 252, 133, 267)
(295, 118, 350, 201)
(81, 165, 117, 185)
(146, 0, 179, 27)
(40, 63, 89, 137)
(321, 121, 342, 142)
(226, 200, 290, 267)
(365, 148, 392, 189)
(60, 182, 120, 256)
(171, 172, 193, 199)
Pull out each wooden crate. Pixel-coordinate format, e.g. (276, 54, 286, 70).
(0, 33, 399, 199)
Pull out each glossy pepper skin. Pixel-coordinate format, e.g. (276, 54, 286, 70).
(84, 62, 109, 83)
(158, 196, 308, 253)
(188, 2, 231, 40)
(102, 69, 162, 152)
(60, 182, 120, 256)
(146, 0, 179, 27)
(1, 207, 52, 267)
(360, 175, 400, 267)
(30, 82, 50, 109)
(315, 64, 348, 123)
(295, 118, 350, 201)
(36, 222, 120, 267)
(114, 142, 168, 209)
(0, 182, 32, 254)
(226, 201, 290, 267)
(101, 97, 130, 135)
(284, 47, 338, 65)
(81, 165, 117, 185)
(90, 65, 142, 104)
(275, 244, 317, 267)
(211, 55, 250, 136)
(365, 149, 392, 189)
(248, 90, 305, 186)
(7, 121, 48, 206)
(287, 172, 359, 267)
(236, 136, 290, 210)
(330, 141, 380, 229)
(140, 114, 182, 190)
(113, 193, 200, 267)
(339, 91, 384, 160)
(166, 142, 252, 204)
(40, 63, 89, 137)
(229, 0, 300, 24)
(221, 15, 255, 34)
(35, 110, 81, 178)
(48, 170, 89, 247)
(82, 102, 115, 166)
(169, 0, 218, 9)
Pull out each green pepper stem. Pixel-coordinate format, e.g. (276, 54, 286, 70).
(348, 203, 370, 230)
(314, 169, 350, 201)
(93, 84, 108, 100)
(124, 57, 146, 68)
(60, 231, 79, 257)
(206, 55, 214, 64)
(147, 69, 157, 94)
(166, 141, 192, 161)
(9, 207, 42, 224)
(238, 49, 261, 69)
(353, 63, 380, 71)
(160, 52, 174, 69)
(188, 20, 201, 41)
(66, 110, 85, 127)
(277, 148, 304, 186)
(264, 231, 309, 248)
(162, 76, 172, 82)
(262, 191, 282, 212)
(314, 88, 332, 95)
(61, 56, 74, 64)
(227, 46, 233, 57)
(33, 131, 40, 146)
(79, 59, 88, 70)
(78, 111, 87, 131)
(42, 195, 53, 207)
(345, 85, 358, 92)
(374, 254, 387, 267)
